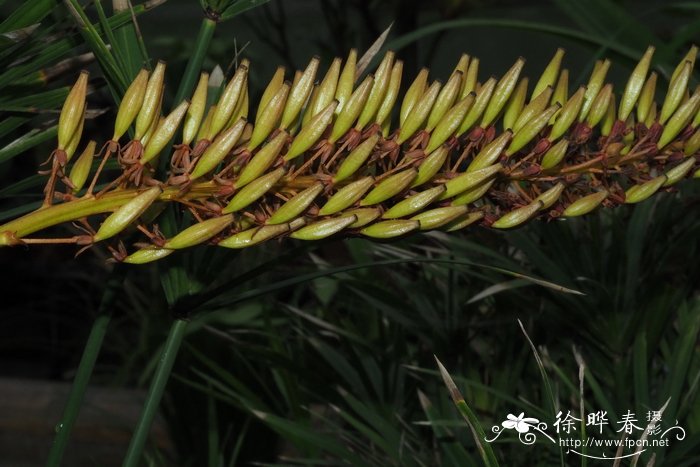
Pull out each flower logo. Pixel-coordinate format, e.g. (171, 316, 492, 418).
(502, 413, 540, 433)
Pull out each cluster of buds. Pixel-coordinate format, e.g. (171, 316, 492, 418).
(1, 46, 699, 263)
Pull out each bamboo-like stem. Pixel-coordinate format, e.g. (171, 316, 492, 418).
(46, 267, 125, 467)
(122, 318, 189, 467)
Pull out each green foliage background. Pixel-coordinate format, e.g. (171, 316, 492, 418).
(0, 0, 698, 465)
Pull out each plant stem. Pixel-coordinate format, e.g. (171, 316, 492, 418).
(46, 267, 125, 467)
(122, 317, 189, 467)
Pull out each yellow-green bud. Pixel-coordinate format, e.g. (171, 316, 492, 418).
(619, 46, 654, 121)
(267, 182, 324, 224)
(425, 93, 476, 154)
(93, 186, 162, 242)
(361, 169, 417, 206)
(114, 69, 148, 141)
(411, 205, 468, 230)
(562, 190, 608, 217)
(382, 185, 445, 219)
(506, 104, 560, 155)
(439, 163, 502, 200)
(135, 61, 166, 140)
(540, 138, 569, 169)
(330, 75, 373, 143)
(68, 140, 96, 192)
(625, 175, 667, 203)
(412, 146, 449, 187)
(290, 214, 357, 240)
(219, 223, 291, 249)
(533, 48, 564, 99)
(163, 214, 233, 249)
(426, 70, 463, 131)
(190, 118, 247, 180)
(182, 72, 209, 145)
(141, 100, 189, 163)
(285, 100, 337, 160)
(397, 80, 442, 144)
(281, 57, 319, 129)
(222, 167, 286, 213)
(482, 57, 525, 127)
(318, 176, 374, 215)
(237, 130, 288, 188)
(400, 68, 429, 127)
(361, 219, 420, 238)
(491, 200, 543, 229)
(663, 158, 695, 186)
(58, 71, 89, 151)
(334, 133, 380, 183)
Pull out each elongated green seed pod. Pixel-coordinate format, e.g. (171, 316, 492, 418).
(552, 69, 569, 106)
(492, 200, 543, 229)
(580, 59, 610, 120)
(660, 61, 691, 125)
(457, 77, 496, 135)
(382, 185, 446, 219)
(141, 100, 189, 163)
(334, 133, 380, 182)
(335, 49, 357, 112)
(281, 57, 319, 129)
(451, 179, 494, 205)
(318, 176, 374, 215)
(163, 214, 233, 249)
(684, 128, 700, 155)
(222, 167, 286, 213)
(411, 205, 468, 230)
(440, 163, 502, 199)
(637, 72, 657, 124)
(357, 51, 395, 129)
(562, 190, 608, 217)
(345, 207, 381, 228)
(426, 70, 462, 130)
(512, 86, 552, 133)
(445, 211, 484, 231)
(397, 80, 442, 144)
(58, 71, 89, 151)
(462, 57, 479, 98)
(585, 84, 613, 128)
(219, 223, 290, 249)
(190, 118, 247, 180)
(375, 60, 404, 127)
(310, 58, 341, 119)
(550, 86, 586, 140)
(619, 46, 654, 121)
(625, 175, 667, 203)
(209, 64, 248, 139)
(671, 46, 697, 83)
(258, 66, 285, 116)
(330, 75, 373, 143)
(68, 140, 96, 191)
(93, 186, 162, 242)
(135, 61, 166, 140)
(63, 110, 85, 162)
(533, 48, 564, 99)
(503, 78, 528, 131)
(229, 83, 249, 126)
(452, 54, 470, 79)
(361, 219, 419, 238)
(468, 130, 512, 171)
(534, 182, 565, 209)
(663, 157, 695, 186)
(237, 130, 288, 188)
(196, 105, 216, 143)
(658, 92, 700, 148)
(290, 215, 357, 240)
(412, 146, 449, 187)
(540, 138, 569, 169)
(285, 100, 338, 160)
(400, 68, 429, 127)
(425, 93, 476, 153)
(249, 82, 290, 151)
(601, 94, 617, 136)
(182, 72, 209, 145)
(482, 57, 524, 127)
(267, 182, 324, 224)
(114, 69, 148, 141)
(506, 104, 561, 155)
(123, 247, 174, 264)
(361, 169, 417, 205)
